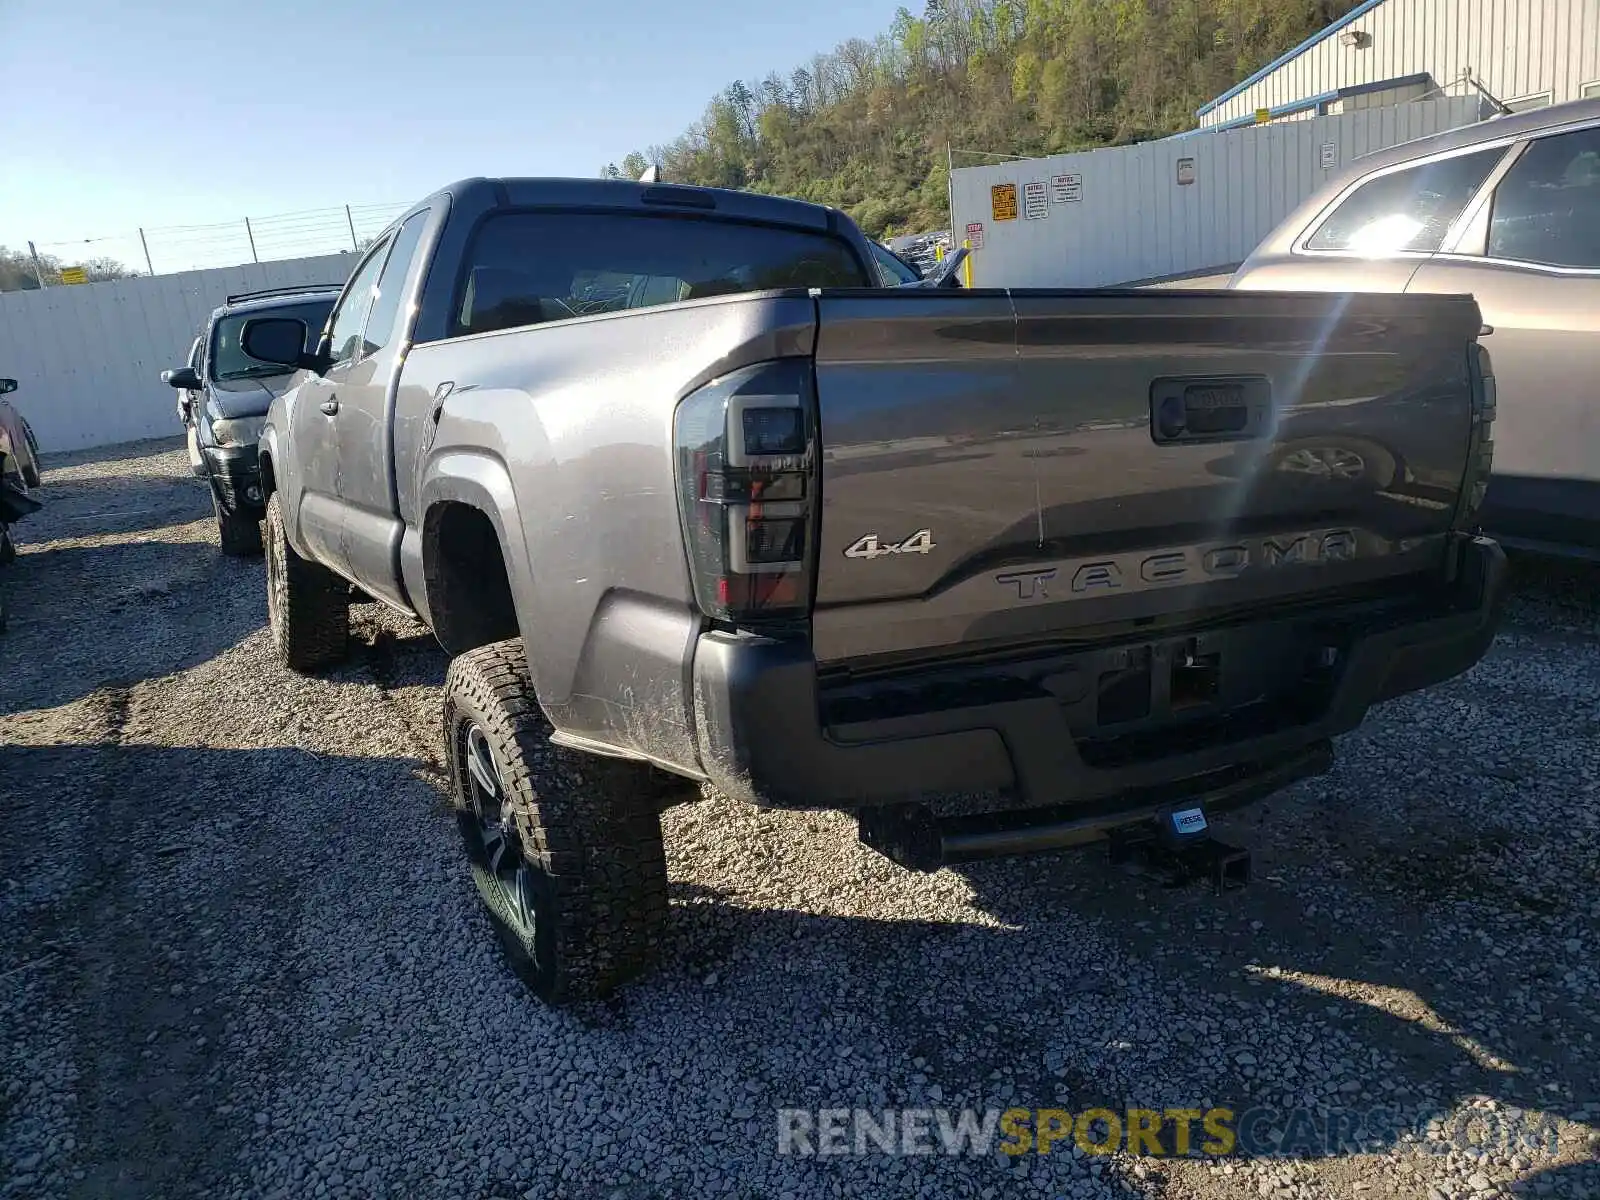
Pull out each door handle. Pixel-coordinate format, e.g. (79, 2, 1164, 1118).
(320, 397, 340, 416)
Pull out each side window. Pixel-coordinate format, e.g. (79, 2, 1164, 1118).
(1304, 147, 1505, 255)
(1487, 126, 1600, 269)
(360, 211, 430, 357)
(871, 242, 920, 286)
(325, 237, 393, 368)
(187, 336, 203, 373)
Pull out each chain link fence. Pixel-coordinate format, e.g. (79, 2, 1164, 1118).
(28, 202, 412, 279)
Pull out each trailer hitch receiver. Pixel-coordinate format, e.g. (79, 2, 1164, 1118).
(1107, 807, 1251, 893)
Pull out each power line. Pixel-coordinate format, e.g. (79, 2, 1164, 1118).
(29, 201, 411, 275)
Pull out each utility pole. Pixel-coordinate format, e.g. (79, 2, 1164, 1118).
(26, 241, 47, 288)
(946, 141, 954, 233)
(345, 205, 359, 251)
(244, 218, 259, 263)
(138, 228, 155, 276)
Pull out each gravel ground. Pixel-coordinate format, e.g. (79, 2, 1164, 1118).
(1, 439, 1597, 1200)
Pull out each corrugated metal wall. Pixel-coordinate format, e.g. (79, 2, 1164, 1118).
(0, 253, 355, 454)
(948, 97, 1485, 289)
(1202, 0, 1600, 127)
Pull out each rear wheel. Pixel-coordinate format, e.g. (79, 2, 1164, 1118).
(443, 639, 669, 1004)
(264, 492, 348, 672)
(214, 491, 263, 557)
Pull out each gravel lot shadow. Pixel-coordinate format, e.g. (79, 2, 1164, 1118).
(0, 739, 434, 1200)
(949, 835, 1596, 1177)
(11, 473, 217, 545)
(0, 536, 268, 716)
(34, 436, 189, 477)
(1501, 552, 1600, 631)
(657, 811, 1596, 1194)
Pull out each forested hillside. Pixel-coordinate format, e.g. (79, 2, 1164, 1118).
(603, 0, 1361, 237)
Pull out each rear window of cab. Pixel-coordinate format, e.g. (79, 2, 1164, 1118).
(452, 210, 871, 336)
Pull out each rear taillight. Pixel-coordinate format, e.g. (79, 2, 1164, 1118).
(674, 359, 817, 623)
(1455, 342, 1496, 529)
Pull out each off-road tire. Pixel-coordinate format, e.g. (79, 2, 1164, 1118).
(264, 492, 348, 672)
(443, 639, 669, 1005)
(214, 491, 264, 557)
(20, 418, 41, 490)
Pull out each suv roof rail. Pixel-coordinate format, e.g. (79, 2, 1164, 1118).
(223, 284, 344, 305)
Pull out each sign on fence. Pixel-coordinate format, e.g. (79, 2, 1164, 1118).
(990, 184, 1018, 221)
(59, 267, 87, 285)
(1023, 181, 1049, 219)
(1050, 174, 1083, 203)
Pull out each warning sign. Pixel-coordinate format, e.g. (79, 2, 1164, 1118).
(990, 183, 1019, 221)
(1176, 157, 1196, 186)
(1023, 180, 1049, 219)
(59, 266, 88, 285)
(1319, 142, 1338, 170)
(1050, 173, 1082, 203)
(964, 221, 985, 250)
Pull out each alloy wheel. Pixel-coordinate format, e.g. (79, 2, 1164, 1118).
(461, 723, 538, 943)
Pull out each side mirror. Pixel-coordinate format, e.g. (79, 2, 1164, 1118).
(0, 378, 16, 395)
(240, 317, 317, 370)
(929, 246, 969, 289)
(162, 367, 201, 390)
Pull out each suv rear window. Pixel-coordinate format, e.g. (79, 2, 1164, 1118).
(453, 211, 871, 336)
(1305, 147, 1505, 254)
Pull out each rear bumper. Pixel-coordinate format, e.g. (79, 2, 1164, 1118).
(692, 535, 1505, 814)
(202, 444, 264, 515)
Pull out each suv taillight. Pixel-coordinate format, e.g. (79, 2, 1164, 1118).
(1455, 342, 1496, 529)
(674, 359, 818, 623)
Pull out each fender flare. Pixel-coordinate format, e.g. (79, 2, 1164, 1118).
(416, 449, 547, 693)
(255, 422, 310, 557)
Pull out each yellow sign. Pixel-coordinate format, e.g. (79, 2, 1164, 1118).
(990, 183, 1018, 222)
(59, 266, 88, 285)
(1254, 107, 1272, 124)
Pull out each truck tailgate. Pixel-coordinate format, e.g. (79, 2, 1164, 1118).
(811, 289, 1484, 665)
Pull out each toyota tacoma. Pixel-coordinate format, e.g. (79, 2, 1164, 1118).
(245, 177, 1504, 1004)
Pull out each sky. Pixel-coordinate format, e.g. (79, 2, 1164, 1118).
(0, 0, 905, 271)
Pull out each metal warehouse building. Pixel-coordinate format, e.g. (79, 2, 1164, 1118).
(1198, 0, 1600, 129)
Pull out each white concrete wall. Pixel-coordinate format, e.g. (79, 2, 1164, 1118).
(0, 253, 356, 453)
(1200, 0, 1600, 128)
(949, 97, 1485, 289)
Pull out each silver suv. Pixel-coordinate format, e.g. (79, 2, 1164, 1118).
(1230, 97, 1600, 559)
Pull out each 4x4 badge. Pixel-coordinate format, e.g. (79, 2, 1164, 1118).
(843, 530, 935, 561)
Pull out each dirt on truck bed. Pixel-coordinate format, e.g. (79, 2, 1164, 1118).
(1, 440, 1597, 1200)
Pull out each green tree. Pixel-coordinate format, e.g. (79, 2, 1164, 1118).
(0, 245, 136, 293)
(603, 0, 1363, 238)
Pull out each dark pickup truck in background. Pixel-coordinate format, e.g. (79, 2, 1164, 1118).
(162, 286, 341, 554)
(243, 176, 1504, 1004)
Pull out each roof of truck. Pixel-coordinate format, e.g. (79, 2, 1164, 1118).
(399, 177, 851, 237)
(209, 286, 342, 322)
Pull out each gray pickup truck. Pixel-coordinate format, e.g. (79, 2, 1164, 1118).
(245, 177, 1504, 1004)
